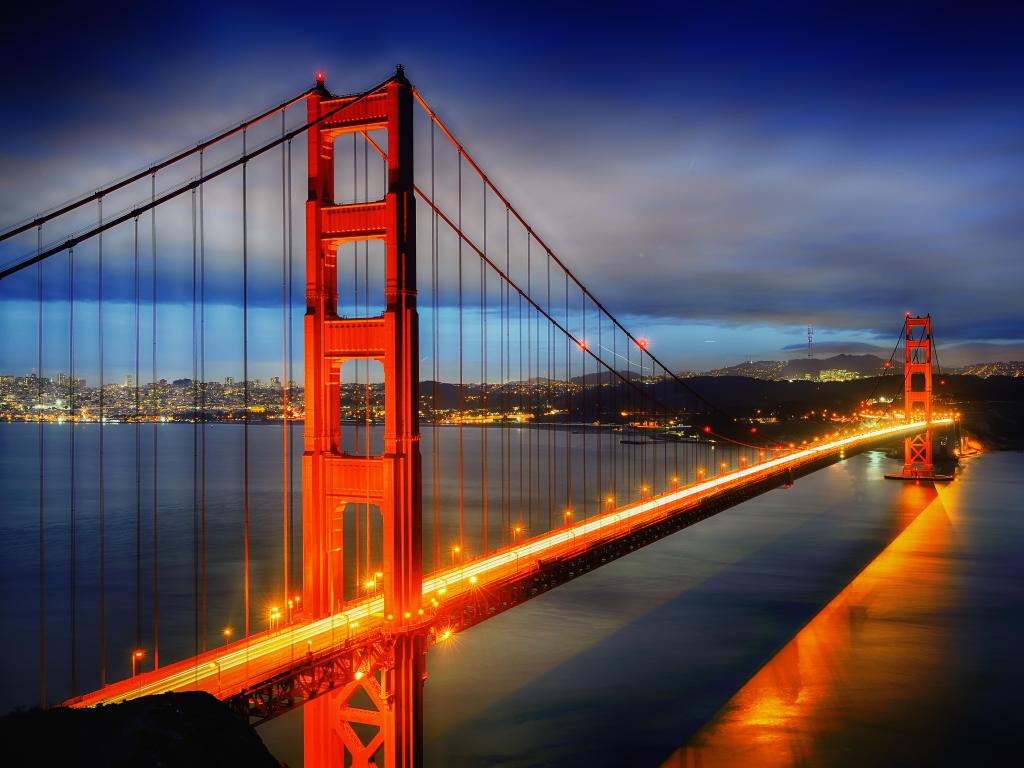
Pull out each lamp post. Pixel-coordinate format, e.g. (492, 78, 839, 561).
(131, 649, 145, 678)
(222, 627, 232, 648)
(208, 660, 221, 694)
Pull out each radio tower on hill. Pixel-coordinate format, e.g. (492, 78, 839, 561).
(807, 324, 814, 358)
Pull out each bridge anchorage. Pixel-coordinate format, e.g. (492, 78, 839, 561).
(884, 314, 954, 482)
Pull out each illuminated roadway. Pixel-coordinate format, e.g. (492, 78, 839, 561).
(68, 419, 951, 709)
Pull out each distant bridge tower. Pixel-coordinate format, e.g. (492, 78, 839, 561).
(302, 67, 423, 768)
(885, 314, 951, 482)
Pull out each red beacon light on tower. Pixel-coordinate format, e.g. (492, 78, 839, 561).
(316, 71, 325, 83)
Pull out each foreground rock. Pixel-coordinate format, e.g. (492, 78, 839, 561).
(0, 691, 280, 767)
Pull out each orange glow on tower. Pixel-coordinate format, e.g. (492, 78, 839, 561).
(302, 68, 424, 768)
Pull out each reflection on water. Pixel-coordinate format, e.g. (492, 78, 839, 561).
(663, 481, 956, 767)
(409, 453, 1022, 766)
(664, 453, 1024, 767)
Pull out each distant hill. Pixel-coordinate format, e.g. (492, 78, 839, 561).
(702, 354, 887, 381)
(779, 353, 887, 379)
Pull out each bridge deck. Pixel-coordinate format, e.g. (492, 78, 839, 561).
(67, 419, 949, 709)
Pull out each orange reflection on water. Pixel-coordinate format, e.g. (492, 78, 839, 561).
(664, 481, 958, 767)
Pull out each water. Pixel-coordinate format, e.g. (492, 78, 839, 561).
(3, 424, 1021, 766)
(0, 421, 742, 710)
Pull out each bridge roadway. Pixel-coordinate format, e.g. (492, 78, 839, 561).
(67, 419, 950, 710)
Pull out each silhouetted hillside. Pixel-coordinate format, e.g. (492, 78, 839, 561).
(0, 692, 279, 767)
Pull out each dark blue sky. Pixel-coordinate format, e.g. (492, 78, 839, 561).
(1, 1, 1022, 377)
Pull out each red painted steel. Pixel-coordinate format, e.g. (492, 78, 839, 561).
(302, 69, 424, 767)
(885, 315, 950, 481)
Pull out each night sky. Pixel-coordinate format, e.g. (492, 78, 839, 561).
(1, 0, 1022, 378)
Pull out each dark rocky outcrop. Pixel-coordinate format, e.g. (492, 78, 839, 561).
(0, 692, 280, 767)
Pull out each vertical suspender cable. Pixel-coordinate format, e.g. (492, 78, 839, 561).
(500, 208, 507, 545)
(564, 272, 570, 514)
(430, 122, 439, 573)
(528, 234, 536, 536)
(547, 256, 552, 528)
(581, 293, 586, 520)
(638, 343, 644, 493)
(37, 225, 45, 707)
(199, 151, 208, 649)
(281, 111, 290, 606)
(457, 150, 464, 553)
(242, 129, 251, 640)
(517, 265, 523, 531)
(353, 134, 361, 591)
(98, 198, 106, 686)
(609, 320, 615, 498)
(151, 173, 159, 670)
(68, 244, 76, 694)
(481, 181, 488, 553)
(192, 182, 199, 670)
(133, 217, 141, 653)
(286, 138, 295, 596)
(597, 302, 602, 517)
(363, 139, 370, 581)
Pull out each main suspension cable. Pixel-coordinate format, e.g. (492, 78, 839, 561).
(1, 73, 397, 281)
(0, 87, 316, 243)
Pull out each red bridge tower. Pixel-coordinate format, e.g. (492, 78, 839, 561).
(302, 68, 424, 767)
(885, 314, 952, 482)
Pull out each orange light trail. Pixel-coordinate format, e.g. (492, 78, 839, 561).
(72, 419, 948, 708)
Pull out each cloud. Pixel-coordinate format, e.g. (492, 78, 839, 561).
(1, 1, 1022, 379)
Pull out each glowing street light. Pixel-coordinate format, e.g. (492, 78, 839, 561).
(450, 545, 461, 567)
(131, 649, 145, 678)
(222, 627, 232, 647)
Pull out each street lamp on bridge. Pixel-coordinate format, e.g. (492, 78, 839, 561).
(131, 649, 145, 678)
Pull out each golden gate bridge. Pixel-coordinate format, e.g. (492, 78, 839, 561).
(0, 68, 955, 766)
